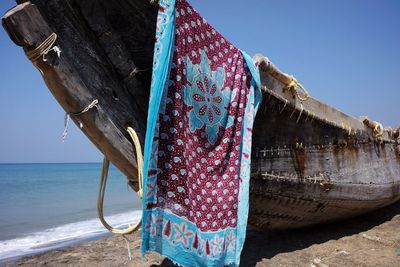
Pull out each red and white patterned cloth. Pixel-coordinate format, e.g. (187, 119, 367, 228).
(142, 1, 262, 266)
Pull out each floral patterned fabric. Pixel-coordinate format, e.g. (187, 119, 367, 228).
(141, 0, 262, 266)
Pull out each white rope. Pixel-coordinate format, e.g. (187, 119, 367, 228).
(122, 235, 132, 261)
(61, 99, 98, 142)
(61, 113, 70, 142)
(26, 33, 60, 63)
(26, 33, 62, 75)
(296, 104, 304, 123)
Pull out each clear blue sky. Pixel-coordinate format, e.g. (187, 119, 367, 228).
(0, 0, 399, 163)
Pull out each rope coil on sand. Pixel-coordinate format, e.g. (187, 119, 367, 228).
(97, 126, 143, 235)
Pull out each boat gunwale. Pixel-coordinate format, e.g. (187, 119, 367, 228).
(258, 69, 396, 143)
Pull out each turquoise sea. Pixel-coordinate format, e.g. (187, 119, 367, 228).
(0, 163, 141, 264)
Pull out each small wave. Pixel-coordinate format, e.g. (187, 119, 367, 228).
(0, 210, 142, 264)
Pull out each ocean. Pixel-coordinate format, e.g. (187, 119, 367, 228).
(0, 163, 142, 264)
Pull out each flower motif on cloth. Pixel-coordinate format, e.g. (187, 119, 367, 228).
(142, 0, 262, 266)
(210, 235, 224, 256)
(224, 230, 236, 252)
(173, 222, 193, 247)
(146, 214, 163, 237)
(183, 50, 234, 144)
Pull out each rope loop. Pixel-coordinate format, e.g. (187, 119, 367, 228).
(61, 99, 99, 142)
(97, 127, 143, 235)
(373, 123, 383, 139)
(362, 117, 384, 141)
(26, 33, 60, 63)
(286, 76, 310, 102)
(127, 126, 144, 199)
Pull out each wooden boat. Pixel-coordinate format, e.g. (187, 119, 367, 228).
(3, 0, 400, 230)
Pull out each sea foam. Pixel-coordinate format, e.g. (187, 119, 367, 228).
(0, 210, 141, 264)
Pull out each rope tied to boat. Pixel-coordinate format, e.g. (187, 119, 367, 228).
(97, 126, 143, 235)
(286, 76, 310, 102)
(253, 53, 310, 103)
(26, 33, 61, 74)
(389, 127, 400, 140)
(127, 127, 144, 199)
(373, 124, 383, 139)
(362, 117, 384, 140)
(61, 99, 99, 142)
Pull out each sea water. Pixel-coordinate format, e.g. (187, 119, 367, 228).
(0, 163, 141, 264)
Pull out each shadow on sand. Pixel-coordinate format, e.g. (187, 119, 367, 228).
(152, 200, 400, 266)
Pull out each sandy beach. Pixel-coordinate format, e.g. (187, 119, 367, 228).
(5, 201, 400, 267)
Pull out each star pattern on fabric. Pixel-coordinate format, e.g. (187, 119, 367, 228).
(210, 235, 224, 256)
(225, 230, 236, 252)
(173, 222, 193, 247)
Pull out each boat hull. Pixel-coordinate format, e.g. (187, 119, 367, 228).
(3, 0, 400, 230)
(249, 88, 400, 229)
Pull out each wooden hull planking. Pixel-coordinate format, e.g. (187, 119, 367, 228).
(3, 0, 400, 230)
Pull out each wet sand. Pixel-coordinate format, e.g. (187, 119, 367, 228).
(6, 201, 400, 267)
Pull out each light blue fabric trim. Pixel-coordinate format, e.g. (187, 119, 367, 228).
(241, 50, 263, 112)
(142, 0, 177, 255)
(146, 209, 238, 267)
(234, 50, 262, 265)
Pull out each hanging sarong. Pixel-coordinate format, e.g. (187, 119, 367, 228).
(142, 0, 262, 266)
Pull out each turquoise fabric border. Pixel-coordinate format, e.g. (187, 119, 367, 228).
(241, 51, 263, 112)
(234, 51, 262, 265)
(146, 209, 239, 266)
(141, 0, 177, 255)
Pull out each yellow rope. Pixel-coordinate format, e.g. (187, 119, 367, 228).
(362, 117, 384, 141)
(373, 123, 383, 139)
(127, 127, 144, 199)
(26, 33, 58, 62)
(286, 76, 309, 102)
(25, 33, 61, 75)
(97, 127, 143, 235)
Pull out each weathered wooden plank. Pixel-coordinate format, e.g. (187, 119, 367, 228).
(2, 2, 157, 188)
(250, 78, 400, 229)
(255, 54, 394, 141)
(73, 0, 158, 117)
